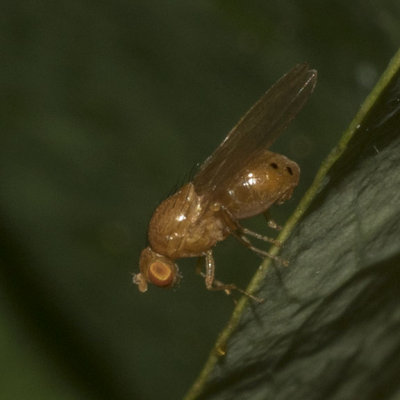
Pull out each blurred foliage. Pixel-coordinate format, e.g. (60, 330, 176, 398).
(0, 1, 399, 399)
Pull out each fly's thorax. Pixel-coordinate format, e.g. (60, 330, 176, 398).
(218, 150, 300, 220)
(147, 183, 226, 259)
(147, 183, 199, 257)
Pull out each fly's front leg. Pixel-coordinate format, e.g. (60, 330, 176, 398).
(204, 250, 216, 289)
(201, 250, 263, 302)
(203, 250, 234, 295)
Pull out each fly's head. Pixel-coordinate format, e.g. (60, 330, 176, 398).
(133, 246, 181, 292)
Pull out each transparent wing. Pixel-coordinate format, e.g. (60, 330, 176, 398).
(193, 63, 317, 197)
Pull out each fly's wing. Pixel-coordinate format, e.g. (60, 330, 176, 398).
(193, 63, 317, 198)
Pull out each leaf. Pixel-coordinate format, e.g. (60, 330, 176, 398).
(185, 49, 400, 400)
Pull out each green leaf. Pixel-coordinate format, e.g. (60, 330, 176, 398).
(185, 48, 400, 400)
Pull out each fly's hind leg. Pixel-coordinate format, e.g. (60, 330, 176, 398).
(219, 208, 288, 266)
(197, 250, 263, 303)
(240, 227, 281, 247)
(231, 230, 289, 266)
(243, 211, 283, 246)
(263, 211, 283, 231)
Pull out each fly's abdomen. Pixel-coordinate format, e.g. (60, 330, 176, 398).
(218, 151, 300, 220)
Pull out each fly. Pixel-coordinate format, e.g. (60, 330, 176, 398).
(133, 63, 317, 300)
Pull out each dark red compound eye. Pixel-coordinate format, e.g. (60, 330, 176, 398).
(148, 261, 174, 287)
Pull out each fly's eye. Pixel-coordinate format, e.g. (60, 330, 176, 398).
(148, 261, 175, 287)
(270, 162, 278, 169)
(286, 166, 293, 175)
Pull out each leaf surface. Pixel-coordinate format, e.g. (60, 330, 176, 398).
(186, 48, 400, 400)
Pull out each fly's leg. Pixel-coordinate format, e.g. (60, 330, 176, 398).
(204, 250, 236, 294)
(204, 250, 216, 289)
(263, 211, 282, 231)
(219, 208, 288, 266)
(241, 227, 281, 247)
(231, 230, 289, 266)
(195, 253, 216, 287)
(198, 250, 263, 303)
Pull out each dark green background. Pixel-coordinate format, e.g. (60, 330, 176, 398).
(1, 1, 399, 399)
